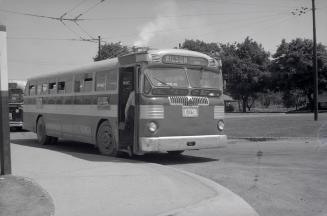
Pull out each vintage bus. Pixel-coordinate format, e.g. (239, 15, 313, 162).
(9, 80, 26, 129)
(23, 49, 227, 156)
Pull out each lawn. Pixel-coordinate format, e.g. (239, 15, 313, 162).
(224, 113, 327, 138)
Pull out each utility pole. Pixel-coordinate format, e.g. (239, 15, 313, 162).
(0, 25, 11, 175)
(98, 35, 101, 60)
(312, 0, 318, 121)
(291, 2, 319, 121)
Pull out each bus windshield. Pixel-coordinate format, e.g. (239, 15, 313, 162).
(145, 68, 221, 89)
(187, 69, 220, 89)
(146, 68, 188, 88)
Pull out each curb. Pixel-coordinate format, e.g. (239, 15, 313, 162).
(151, 164, 259, 216)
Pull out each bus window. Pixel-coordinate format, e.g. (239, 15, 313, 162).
(187, 69, 220, 89)
(95, 71, 106, 91)
(83, 73, 93, 92)
(58, 81, 65, 94)
(74, 77, 82, 93)
(48, 82, 57, 94)
(24, 83, 29, 96)
(42, 83, 48, 94)
(145, 68, 188, 87)
(65, 80, 72, 93)
(106, 69, 117, 90)
(37, 84, 42, 95)
(29, 85, 36, 96)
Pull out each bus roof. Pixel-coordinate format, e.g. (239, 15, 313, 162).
(27, 49, 218, 82)
(28, 57, 119, 81)
(147, 49, 214, 59)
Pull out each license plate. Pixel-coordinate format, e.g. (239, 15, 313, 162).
(9, 113, 12, 120)
(182, 106, 199, 117)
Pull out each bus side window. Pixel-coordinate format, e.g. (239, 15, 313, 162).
(107, 69, 118, 91)
(65, 79, 73, 93)
(74, 80, 81, 92)
(95, 71, 106, 91)
(37, 84, 42, 95)
(58, 81, 65, 94)
(83, 73, 93, 92)
(24, 83, 29, 96)
(42, 83, 48, 95)
(48, 82, 57, 94)
(29, 84, 36, 96)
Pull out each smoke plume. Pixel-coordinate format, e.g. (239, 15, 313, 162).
(134, 1, 178, 47)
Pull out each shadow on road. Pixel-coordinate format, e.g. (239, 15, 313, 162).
(131, 153, 218, 165)
(11, 138, 218, 165)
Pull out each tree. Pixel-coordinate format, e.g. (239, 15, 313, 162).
(181, 39, 221, 57)
(220, 37, 271, 112)
(270, 38, 327, 110)
(94, 42, 130, 61)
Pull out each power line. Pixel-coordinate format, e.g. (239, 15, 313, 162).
(0, 8, 84, 22)
(7, 36, 97, 42)
(62, 0, 89, 17)
(98, 12, 290, 40)
(83, 9, 290, 21)
(185, 0, 305, 8)
(71, 0, 106, 21)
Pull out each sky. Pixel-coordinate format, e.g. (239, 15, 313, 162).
(0, 0, 326, 80)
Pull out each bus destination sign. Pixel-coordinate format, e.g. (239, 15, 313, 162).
(162, 55, 208, 66)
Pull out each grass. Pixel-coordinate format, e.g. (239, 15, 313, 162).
(224, 113, 327, 138)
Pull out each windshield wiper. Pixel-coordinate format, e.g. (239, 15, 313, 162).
(152, 77, 173, 88)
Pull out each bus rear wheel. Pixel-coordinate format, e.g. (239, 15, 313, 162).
(97, 121, 118, 156)
(167, 150, 184, 156)
(36, 117, 51, 145)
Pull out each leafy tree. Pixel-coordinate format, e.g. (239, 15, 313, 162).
(220, 37, 271, 112)
(181, 39, 221, 57)
(94, 42, 130, 61)
(270, 38, 327, 110)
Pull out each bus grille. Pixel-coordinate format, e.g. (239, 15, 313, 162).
(169, 96, 209, 106)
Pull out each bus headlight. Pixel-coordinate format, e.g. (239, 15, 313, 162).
(217, 120, 224, 131)
(147, 121, 158, 133)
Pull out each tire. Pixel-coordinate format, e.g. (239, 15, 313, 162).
(97, 121, 119, 156)
(36, 117, 51, 145)
(167, 150, 184, 156)
(49, 137, 58, 145)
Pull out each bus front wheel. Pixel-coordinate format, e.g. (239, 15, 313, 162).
(36, 117, 51, 145)
(97, 121, 118, 156)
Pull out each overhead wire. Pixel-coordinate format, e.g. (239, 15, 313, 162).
(98, 12, 291, 40)
(62, 0, 90, 16)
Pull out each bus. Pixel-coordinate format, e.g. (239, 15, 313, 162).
(23, 49, 227, 156)
(9, 80, 26, 130)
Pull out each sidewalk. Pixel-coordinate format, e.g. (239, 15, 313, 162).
(10, 138, 258, 216)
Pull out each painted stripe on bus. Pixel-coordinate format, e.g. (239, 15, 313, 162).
(23, 104, 118, 117)
(24, 94, 118, 105)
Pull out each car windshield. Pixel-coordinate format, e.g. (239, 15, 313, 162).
(145, 68, 221, 89)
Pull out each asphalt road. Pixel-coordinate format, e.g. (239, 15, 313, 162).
(9, 113, 327, 216)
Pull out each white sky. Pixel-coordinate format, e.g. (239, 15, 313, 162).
(0, 0, 326, 80)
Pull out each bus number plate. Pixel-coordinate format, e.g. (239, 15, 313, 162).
(182, 107, 199, 117)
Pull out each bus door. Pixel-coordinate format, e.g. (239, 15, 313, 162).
(118, 66, 139, 153)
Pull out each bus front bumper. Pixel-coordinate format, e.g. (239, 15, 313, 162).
(139, 135, 227, 152)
